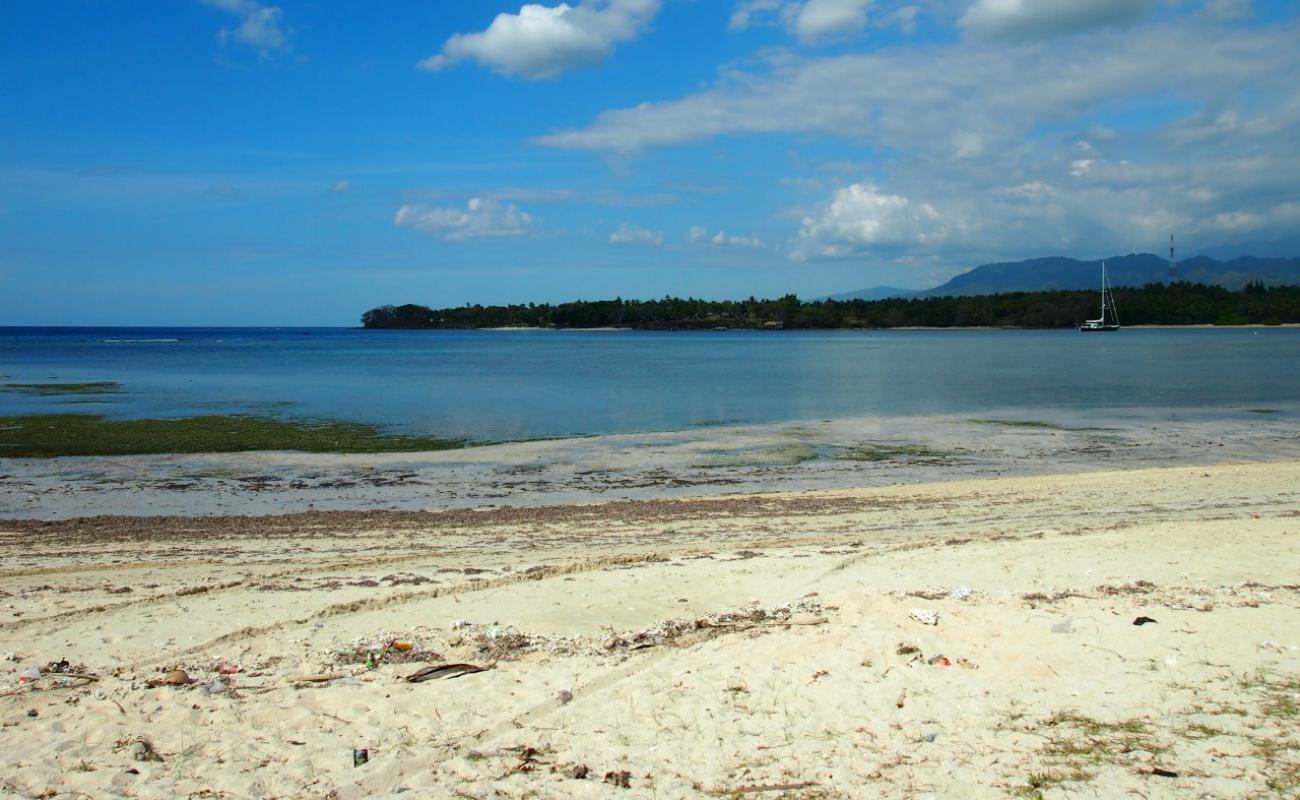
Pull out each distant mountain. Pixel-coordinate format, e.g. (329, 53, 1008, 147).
(826, 254, 1300, 301)
(920, 254, 1300, 296)
(822, 286, 918, 301)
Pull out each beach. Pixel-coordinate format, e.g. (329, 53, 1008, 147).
(1, 418, 1298, 798)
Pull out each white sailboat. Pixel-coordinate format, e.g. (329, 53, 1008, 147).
(1078, 261, 1120, 332)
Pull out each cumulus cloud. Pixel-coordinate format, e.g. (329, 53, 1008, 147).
(959, 0, 1157, 40)
(729, 0, 883, 43)
(419, 0, 661, 79)
(688, 226, 766, 248)
(795, 183, 949, 259)
(394, 199, 535, 240)
(202, 0, 290, 55)
(609, 222, 664, 245)
(537, 16, 1300, 259)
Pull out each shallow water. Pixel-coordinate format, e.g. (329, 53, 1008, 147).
(1, 327, 1296, 441)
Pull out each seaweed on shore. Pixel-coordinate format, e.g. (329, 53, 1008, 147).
(0, 413, 465, 458)
(3, 381, 122, 395)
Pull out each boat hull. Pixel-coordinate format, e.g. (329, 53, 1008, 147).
(1078, 324, 1120, 332)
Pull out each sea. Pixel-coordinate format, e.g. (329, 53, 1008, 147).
(1, 327, 1297, 443)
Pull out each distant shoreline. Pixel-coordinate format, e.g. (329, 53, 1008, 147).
(464, 323, 1300, 332)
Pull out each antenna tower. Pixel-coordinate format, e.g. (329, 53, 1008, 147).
(1168, 234, 1176, 282)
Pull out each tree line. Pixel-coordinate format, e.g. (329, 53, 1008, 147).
(361, 282, 1300, 330)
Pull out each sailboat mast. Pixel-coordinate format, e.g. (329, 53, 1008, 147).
(1100, 261, 1107, 321)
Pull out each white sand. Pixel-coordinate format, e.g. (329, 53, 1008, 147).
(1, 461, 1298, 798)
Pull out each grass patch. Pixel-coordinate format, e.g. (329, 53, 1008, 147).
(1011, 768, 1092, 799)
(3, 381, 122, 395)
(0, 413, 466, 457)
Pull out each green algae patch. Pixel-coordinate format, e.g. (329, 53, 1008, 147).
(832, 442, 953, 462)
(3, 381, 123, 395)
(0, 414, 465, 458)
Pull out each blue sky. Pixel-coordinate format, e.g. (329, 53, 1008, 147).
(2, 0, 1298, 325)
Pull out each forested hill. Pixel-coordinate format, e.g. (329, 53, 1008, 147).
(921, 254, 1300, 297)
(362, 282, 1300, 330)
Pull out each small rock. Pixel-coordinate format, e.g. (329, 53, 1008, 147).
(557, 690, 573, 705)
(26, 709, 38, 718)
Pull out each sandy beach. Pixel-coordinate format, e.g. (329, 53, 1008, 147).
(1, 440, 1298, 798)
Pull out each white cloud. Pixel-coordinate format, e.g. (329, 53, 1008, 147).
(609, 222, 664, 246)
(419, 0, 661, 79)
(1204, 0, 1252, 21)
(729, 0, 880, 43)
(793, 0, 875, 42)
(202, 0, 290, 55)
(394, 198, 535, 240)
(331, 180, 352, 193)
(959, 0, 1157, 40)
(688, 226, 767, 248)
(536, 17, 1300, 259)
(795, 183, 949, 259)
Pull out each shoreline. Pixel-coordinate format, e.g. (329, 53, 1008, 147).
(3, 405, 1297, 520)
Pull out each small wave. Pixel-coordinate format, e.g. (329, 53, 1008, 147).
(100, 338, 181, 343)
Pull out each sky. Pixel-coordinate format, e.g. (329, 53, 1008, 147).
(2, 0, 1298, 325)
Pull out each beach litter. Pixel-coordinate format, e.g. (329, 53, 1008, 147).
(18, 668, 41, 682)
(926, 655, 951, 667)
(353, 748, 369, 767)
(909, 608, 939, 626)
(1133, 616, 1159, 626)
(216, 661, 241, 675)
(405, 663, 492, 683)
(1050, 617, 1075, 634)
(145, 669, 191, 688)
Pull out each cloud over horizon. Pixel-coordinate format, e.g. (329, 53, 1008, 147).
(538, 15, 1300, 262)
(609, 222, 664, 246)
(394, 199, 535, 240)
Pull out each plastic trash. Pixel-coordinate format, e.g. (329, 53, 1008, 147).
(353, 748, 369, 767)
(926, 655, 951, 667)
(216, 662, 241, 675)
(204, 678, 228, 694)
(908, 608, 939, 626)
(949, 585, 973, 601)
(1050, 618, 1074, 634)
(18, 667, 41, 682)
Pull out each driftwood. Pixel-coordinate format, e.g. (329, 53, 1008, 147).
(406, 663, 492, 683)
(286, 673, 342, 683)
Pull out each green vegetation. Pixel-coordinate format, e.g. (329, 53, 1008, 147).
(362, 282, 1300, 330)
(0, 414, 465, 458)
(832, 442, 952, 461)
(695, 444, 819, 468)
(3, 381, 122, 395)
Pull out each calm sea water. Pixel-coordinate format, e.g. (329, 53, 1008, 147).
(1, 327, 1296, 442)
